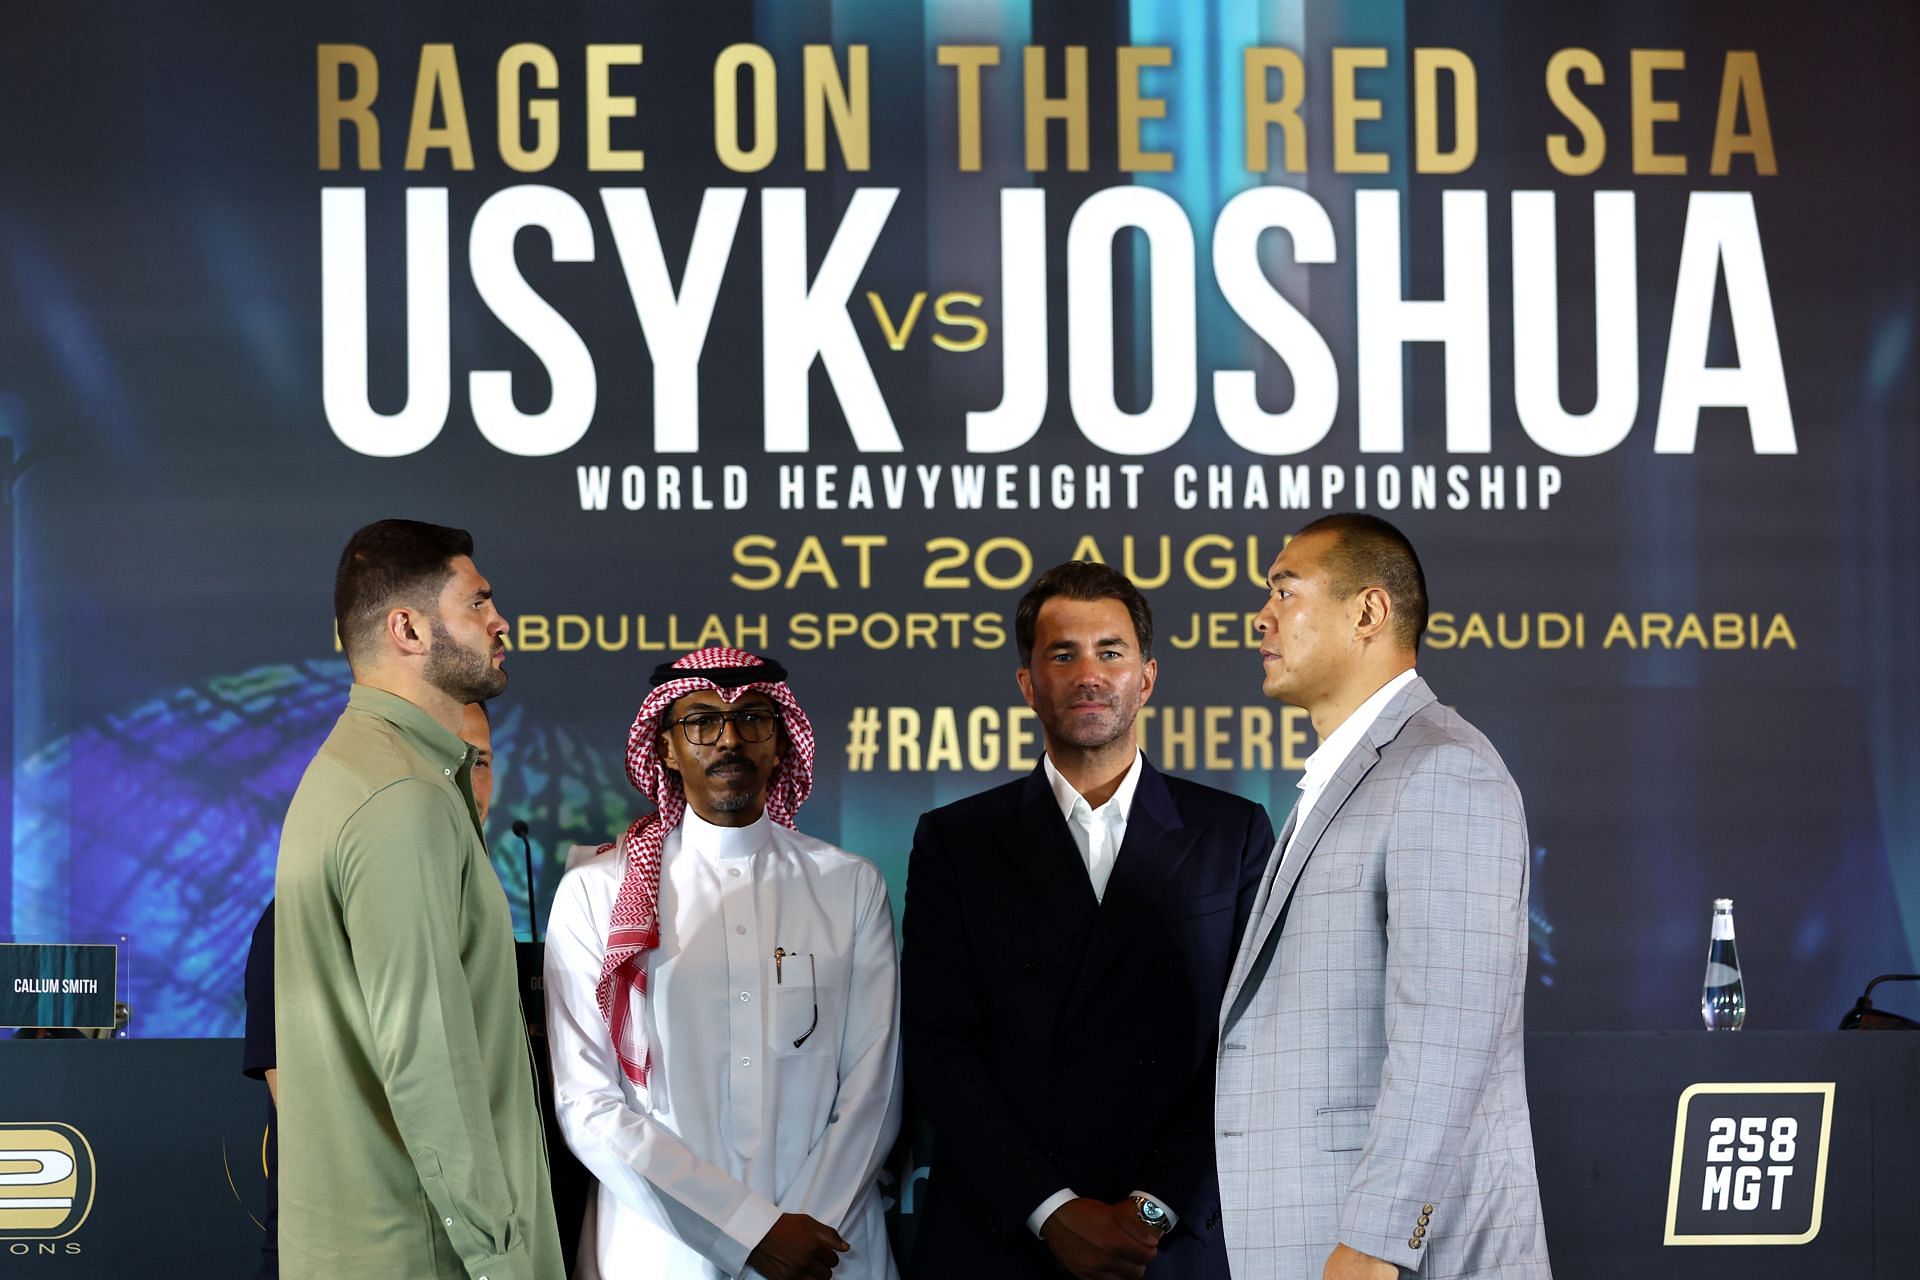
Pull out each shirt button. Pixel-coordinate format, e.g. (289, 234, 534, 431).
(444, 1217, 453, 1226)
(729, 868, 742, 877)
(443, 768, 452, 776)
(740, 1056, 752, 1067)
(736, 925, 747, 935)
(739, 991, 751, 1002)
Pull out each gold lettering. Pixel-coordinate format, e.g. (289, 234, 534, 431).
(516, 615, 551, 651)
(888, 707, 922, 771)
(932, 292, 989, 352)
(714, 44, 777, 173)
(594, 615, 629, 651)
(1546, 48, 1605, 176)
(1121, 536, 1173, 590)
(318, 44, 379, 171)
(927, 708, 963, 771)
(1185, 535, 1237, 590)
(804, 45, 871, 171)
(1243, 48, 1306, 173)
(498, 44, 559, 173)
(405, 45, 474, 171)
(1279, 705, 1311, 771)
(867, 291, 928, 350)
(1023, 45, 1090, 172)
(1116, 46, 1174, 172)
(1413, 48, 1477, 174)
(1332, 47, 1390, 174)
(1710, 52, 1777, 176)
(1630, 49, 1686, 175)
(731, 534, 781, 590)
(587, 44, 645, 172)
(1203, 707, 1234, 771)
(1240, 705, 1274, 770)
(938, 45, 1000, 172)
(786, 535, 841, 589)
(1008, 707, 1040, 770)
(556, 614, 590, 652)
(967, 705, 1001, 771)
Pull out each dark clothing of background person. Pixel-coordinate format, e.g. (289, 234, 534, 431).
(241, 901, 278, 1280)
(901, 759, 1275, 1280)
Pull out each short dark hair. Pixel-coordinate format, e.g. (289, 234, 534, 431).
(1294, 513, 1428, 649)
(333, 519, 474, 664)
(1014, 560, 1154, 666)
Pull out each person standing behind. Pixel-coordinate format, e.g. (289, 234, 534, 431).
(1216, 514, 1550, 1280)
(903, 561, 1275, 1280)
(275, 520, 563, 1280)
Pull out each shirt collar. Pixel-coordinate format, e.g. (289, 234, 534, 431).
(679, 805, 774, 862)
(1298, 667, 1419, 792)
(347, 684, 474, 776)
(1042, 748, 1145, 825)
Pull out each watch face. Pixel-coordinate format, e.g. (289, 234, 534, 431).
(1139, 1199, 1166, 1225)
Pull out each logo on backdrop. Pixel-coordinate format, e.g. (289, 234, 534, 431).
(1663, 1082, 1834, 1245)
(0, 1122, 95, 1240)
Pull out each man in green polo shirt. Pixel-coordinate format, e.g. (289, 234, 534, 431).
(276, 519, 563, 1280)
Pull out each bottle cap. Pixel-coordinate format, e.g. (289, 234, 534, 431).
(1713, 897, 1733, 910)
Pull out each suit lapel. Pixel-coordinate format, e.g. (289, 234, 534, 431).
(1222, 676, 1437, 1028)
(1222, 803, 1296, 1014)
(1059, 760, 1198, 1031)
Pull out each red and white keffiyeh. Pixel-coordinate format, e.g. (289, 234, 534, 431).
(595, 646, 815, 1086)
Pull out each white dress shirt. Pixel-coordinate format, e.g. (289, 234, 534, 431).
(1041, 749, 1145, 904)
(544, 809, 903, 1280)
(1286, 667, 1419, 855)
(1028, 749, 1174, 1238)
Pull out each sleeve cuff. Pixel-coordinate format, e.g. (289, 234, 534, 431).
(1129, 1189, 1178, 1229)
(1027, 1188, 1079, 1238)
(715, 1192, 784, 1277)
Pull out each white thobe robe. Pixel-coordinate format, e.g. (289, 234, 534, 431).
(545, 809, 902, 1280)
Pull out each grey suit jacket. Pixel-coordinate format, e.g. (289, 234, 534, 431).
(1215, 677, 1550, 1280)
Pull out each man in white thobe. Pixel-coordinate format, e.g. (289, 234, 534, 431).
(544, 648, 902, 1280)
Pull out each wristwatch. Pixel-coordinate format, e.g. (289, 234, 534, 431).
(1130, 1195, 1172, 1237)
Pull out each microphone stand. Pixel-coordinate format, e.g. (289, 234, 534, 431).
(512, 819, 539, 942)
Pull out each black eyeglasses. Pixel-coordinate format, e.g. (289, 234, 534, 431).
(668, 708, 783, 746)
(774, 947, 819, 1048)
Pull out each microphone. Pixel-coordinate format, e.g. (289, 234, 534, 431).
(1837, 973, 1920, 1030)
(512, 820, 540, 943)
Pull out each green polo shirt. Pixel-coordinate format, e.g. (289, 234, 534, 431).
(275, 684, 563, 1280)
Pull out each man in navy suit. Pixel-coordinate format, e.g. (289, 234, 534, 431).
(902, 561, 1276, 1280)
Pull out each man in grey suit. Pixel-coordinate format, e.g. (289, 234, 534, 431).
(1216, 514, 1550, 1280)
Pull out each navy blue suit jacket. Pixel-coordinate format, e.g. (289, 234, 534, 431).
(902, 759, 1275, 1279)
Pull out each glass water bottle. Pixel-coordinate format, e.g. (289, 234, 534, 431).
(1701, 897, 1746, 1030)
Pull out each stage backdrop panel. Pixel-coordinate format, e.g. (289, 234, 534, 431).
(0, 0, 1915, 1036)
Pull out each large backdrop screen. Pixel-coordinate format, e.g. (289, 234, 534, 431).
(2, 0, 1915, 1037)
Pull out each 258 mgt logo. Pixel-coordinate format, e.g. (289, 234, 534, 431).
(0, 1122, 93, 1256)
(1664, 1083, 1835, 1246)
